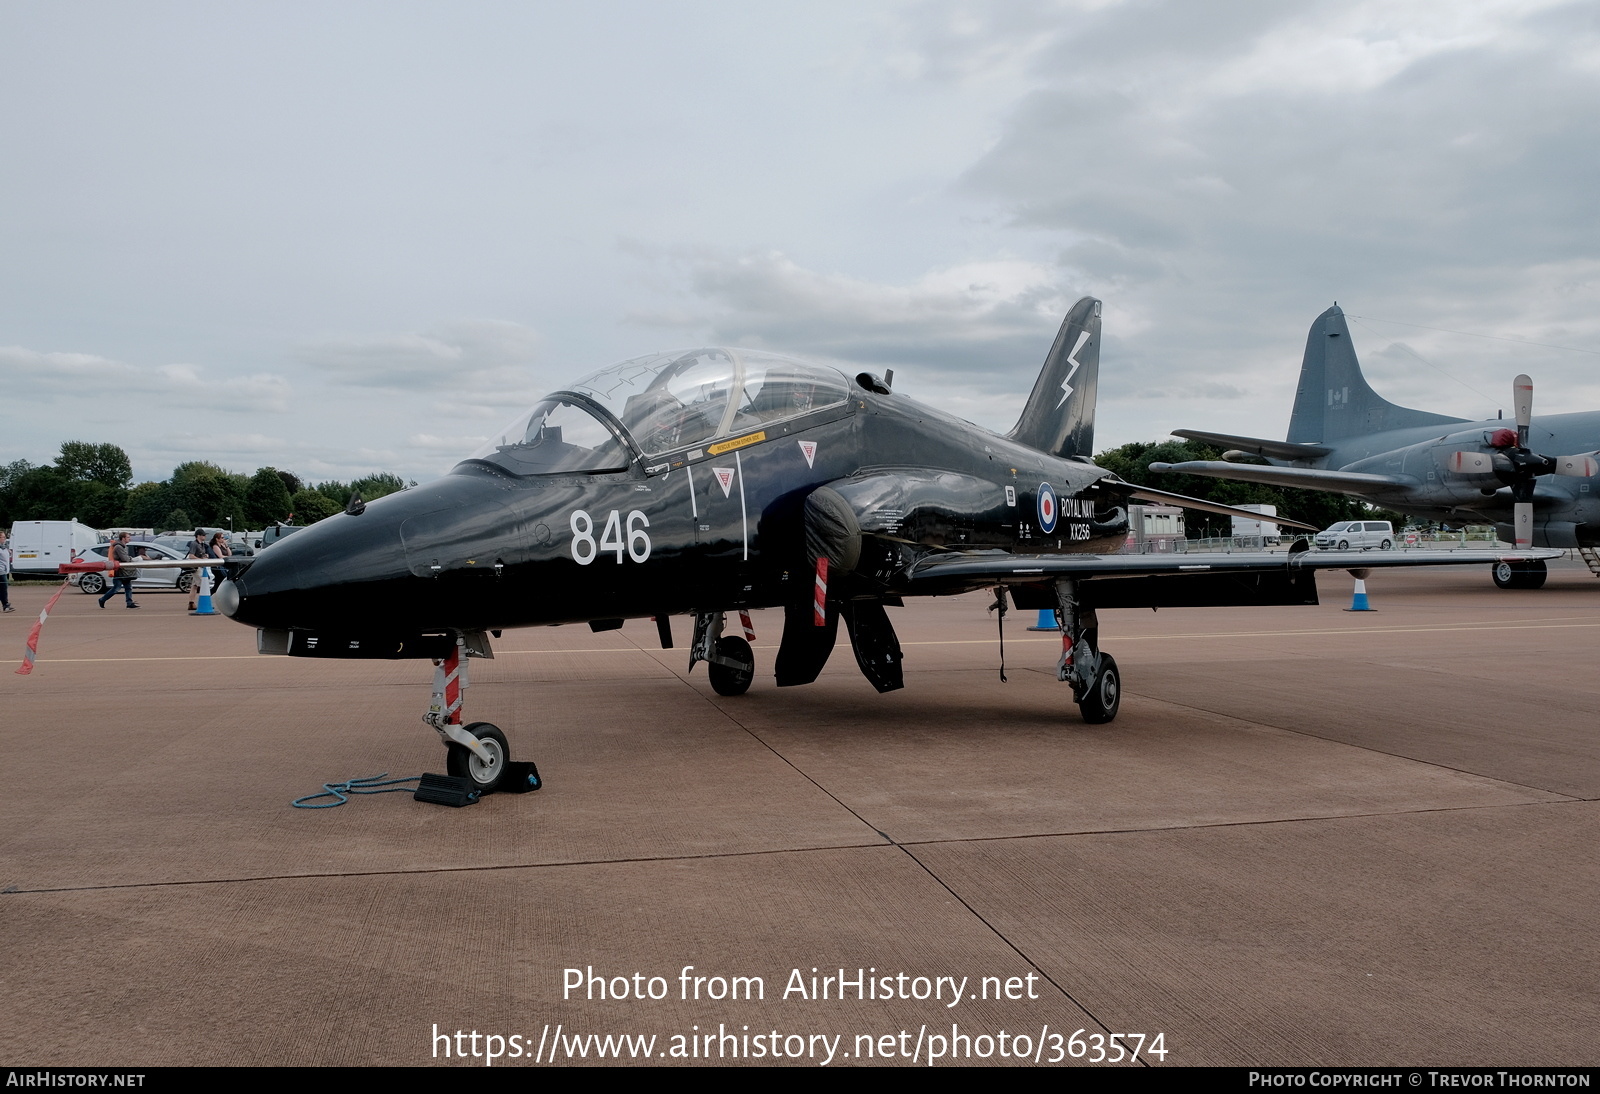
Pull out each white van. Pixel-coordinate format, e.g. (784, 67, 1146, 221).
(1313, 520, 1394, 550)
(9, 520, 102, 573)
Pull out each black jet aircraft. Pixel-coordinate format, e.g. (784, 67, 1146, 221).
(1151, 305, 1600, 588)
(211, 298, 1551, 791)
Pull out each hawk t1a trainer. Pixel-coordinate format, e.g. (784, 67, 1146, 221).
(1152, 304, 1600, 589)
(215, 297, 1552, 791)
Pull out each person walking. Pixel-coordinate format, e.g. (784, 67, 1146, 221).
(185, 529, 216, 610)
(0, 530, 14, 612)
(98, 533, 140, 609)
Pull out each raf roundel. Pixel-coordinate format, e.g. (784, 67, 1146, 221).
(1037, 481, 1058, 534)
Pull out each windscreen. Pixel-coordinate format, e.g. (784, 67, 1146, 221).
(570, 349, 849, 457)
(469, 397, 631, 475)
(572, 350, 736, 456)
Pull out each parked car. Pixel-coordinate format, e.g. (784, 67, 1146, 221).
(71, 542, 198, 595)
(1313, 520, 1394, 550)
(257, 522, 304, 549)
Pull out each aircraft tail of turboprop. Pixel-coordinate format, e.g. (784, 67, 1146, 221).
(1008, 296, 1101, 459)
(1286, 304, 1464, 444)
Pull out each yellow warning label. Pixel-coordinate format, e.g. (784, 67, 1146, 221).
(708, 431, 766, 455)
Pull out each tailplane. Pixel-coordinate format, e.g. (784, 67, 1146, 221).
(1287, 305, 1463, 443)
(1009, 296, 1100, 458)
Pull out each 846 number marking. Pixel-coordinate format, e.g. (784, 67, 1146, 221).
(571, 509, 651, 565)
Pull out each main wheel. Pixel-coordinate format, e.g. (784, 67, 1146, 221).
(446, 722, 509, 793)
(1492, 559, 1548, 590)
(1077, 653, 1121, 725)
(1337, 539, 1350, 550)
(708, 635, 755, 696)
(80, 573, 106, 594)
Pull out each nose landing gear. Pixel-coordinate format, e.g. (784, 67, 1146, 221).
(425, 639, 511, 793)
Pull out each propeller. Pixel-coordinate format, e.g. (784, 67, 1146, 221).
(1446, 374, 1599, 547)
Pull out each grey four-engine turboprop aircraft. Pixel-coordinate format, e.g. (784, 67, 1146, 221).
(1151, 304, 1600, 589)
(177, 298, 1551, 791)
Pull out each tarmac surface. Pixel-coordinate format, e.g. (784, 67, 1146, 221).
(3, 561, 1598, 1067)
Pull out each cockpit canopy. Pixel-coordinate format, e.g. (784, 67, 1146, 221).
(469, 348, 851, 475)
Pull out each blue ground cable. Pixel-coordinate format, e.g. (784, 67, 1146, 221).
(292, 773, 422, 809)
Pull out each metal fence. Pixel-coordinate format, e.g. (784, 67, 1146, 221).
(1166, 531, 1509, 555)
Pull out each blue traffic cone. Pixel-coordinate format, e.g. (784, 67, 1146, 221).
(191, 566, 218, 616)
(1344, 577, 1374, 612)
(1027, 609, 1059, 631)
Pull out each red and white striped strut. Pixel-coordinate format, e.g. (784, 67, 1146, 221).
(14, 583, 70, 676)
(427, 644, 467, 727)
(738, 610, 756, 642)
(813, 557, 828, 627)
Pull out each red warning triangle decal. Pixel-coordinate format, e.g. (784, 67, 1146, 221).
(712, 467, 735, 497)
(798, 440, 817, 468)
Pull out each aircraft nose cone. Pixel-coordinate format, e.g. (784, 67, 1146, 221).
(214, 576, 241, 618)
(222, 491, 435, 631)
(222, 472, 517, 634)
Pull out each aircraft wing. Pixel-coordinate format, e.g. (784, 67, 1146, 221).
(903, 546, 1558, 598)
(1170, 429, 1333, 460)
(1095, 476, 1322, 531)
(1147, 459, 1415, 496)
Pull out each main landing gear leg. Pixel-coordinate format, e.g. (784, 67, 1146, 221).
(1054, 578, 1120, 724)
(688, 611, 756, 696)
(425, 639, 509, 792)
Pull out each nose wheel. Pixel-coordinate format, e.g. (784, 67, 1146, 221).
(425, 639, 523, 795)
(446, 722, 509, 792)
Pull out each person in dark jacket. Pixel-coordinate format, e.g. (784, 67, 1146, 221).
(185, 529, 216, 610)
(99, 533, 140, 609)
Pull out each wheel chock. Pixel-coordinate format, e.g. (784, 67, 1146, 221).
(501, 760, 542, 793)
(413, 772, 481, 807)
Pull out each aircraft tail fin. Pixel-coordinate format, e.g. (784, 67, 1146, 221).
(1009, 296, 1101, 458)
(1287, 305, 1464, 444)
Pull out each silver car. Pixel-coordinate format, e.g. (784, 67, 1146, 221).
(72, 542, 199, 595)
(1313, 520, 1394, 550)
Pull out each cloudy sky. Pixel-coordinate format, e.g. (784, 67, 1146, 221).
(4, 0, 1598, 485)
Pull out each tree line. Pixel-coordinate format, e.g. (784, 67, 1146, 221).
(0, 441, 415, 531)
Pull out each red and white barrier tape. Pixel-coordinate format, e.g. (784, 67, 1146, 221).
(15, 583, 70, 676)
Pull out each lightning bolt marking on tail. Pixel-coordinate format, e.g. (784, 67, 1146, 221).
(1056, 330, 1092, 407)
